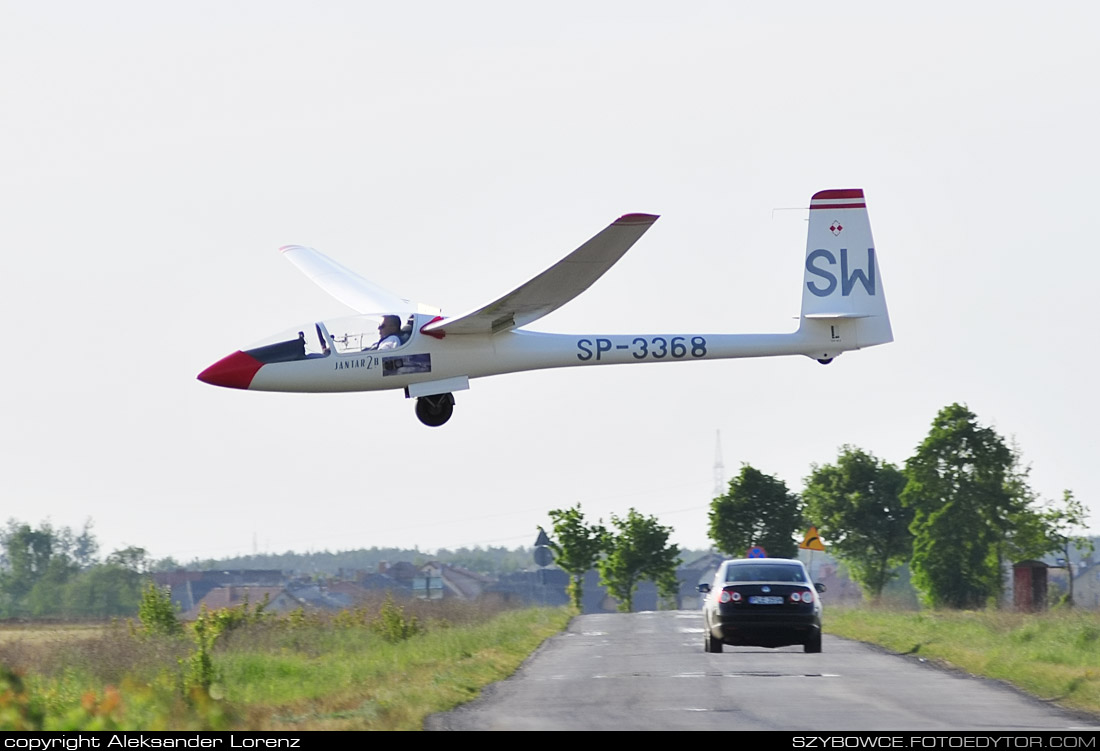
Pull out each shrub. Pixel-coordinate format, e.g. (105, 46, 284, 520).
(185, 595, 271, 693)
(0, 666, 45, 730)
(370, 594, 424, 643)
(138, 583, 182, 637)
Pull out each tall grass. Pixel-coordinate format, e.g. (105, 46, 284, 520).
(827, 607, 1100, 717)
(0, 597, 572, 730)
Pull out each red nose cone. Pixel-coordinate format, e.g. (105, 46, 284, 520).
(197, 351, 263, 390)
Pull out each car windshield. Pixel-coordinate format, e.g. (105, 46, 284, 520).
(724, 564, 807, 583)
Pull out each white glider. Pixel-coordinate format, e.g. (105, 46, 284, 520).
(198, 189, 891, 426)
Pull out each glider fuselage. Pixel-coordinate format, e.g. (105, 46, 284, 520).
(228, 315, 867, 394)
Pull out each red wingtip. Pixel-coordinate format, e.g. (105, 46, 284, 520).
(197, 350, 263, 390)
(615, 213, 659, 225)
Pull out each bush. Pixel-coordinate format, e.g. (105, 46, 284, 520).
(370, 594, 424, 643)
(0, 666, 45, 730)
(138, 583, 182, 636)
(186, 595, 270, 693)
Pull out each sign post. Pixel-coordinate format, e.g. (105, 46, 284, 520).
(799, 526, 826, 578)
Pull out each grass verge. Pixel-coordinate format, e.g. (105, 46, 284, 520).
(827, 607, 1100, 717)
(228, 606, 572, 730)
(0, 603, 573, 730)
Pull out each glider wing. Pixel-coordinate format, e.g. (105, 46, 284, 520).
(281, 245, 439, 316)
(422, 213, 658, 336)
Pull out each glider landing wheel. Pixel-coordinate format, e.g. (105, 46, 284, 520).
(817, 357, 834, 365)
(415, 393, 454, 427)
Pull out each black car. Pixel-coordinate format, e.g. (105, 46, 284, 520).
(699, 558, 825, 653)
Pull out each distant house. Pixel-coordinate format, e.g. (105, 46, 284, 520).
(413, 563, 445, 600)
(1065, 551, 1100, 608)
(183, 585, 297, 620)
(432, 562, 493, 601)
(361, 561, 422, 592)
(324, 580, 375, 604)
(285, 582, 354, 611)
(153, 569, 286, 616)
(357, 571, 412, 595)
(358, 561, 420, 597)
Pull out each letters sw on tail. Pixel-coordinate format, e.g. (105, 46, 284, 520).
(198, 189, 892, 426)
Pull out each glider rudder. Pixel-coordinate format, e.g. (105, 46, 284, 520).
(799, 189, 892, 351)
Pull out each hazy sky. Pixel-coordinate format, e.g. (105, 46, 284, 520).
(2, 1, 1097, 563)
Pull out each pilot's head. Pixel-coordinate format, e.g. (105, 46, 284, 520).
(379, 315, 402, 337)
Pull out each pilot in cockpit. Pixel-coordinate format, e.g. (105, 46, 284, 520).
(370, 315, 403, 351)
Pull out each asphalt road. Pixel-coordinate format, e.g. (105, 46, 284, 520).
(426, 610, 1100, 731)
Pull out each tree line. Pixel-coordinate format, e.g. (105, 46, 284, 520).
(0, 525, 550, 618)
(709, 403, 1091, 608)
(187, 545, 536, 577)
(0, 520, 153, 618)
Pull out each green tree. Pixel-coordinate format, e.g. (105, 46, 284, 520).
(709, 465, 802, 558)
(543, 505, 606, 611)
(1046, 491, 1094, 606)
(0, 520, 80, 617)
(902, 404, 1028, 608)
(22, 556, 80, 617)
(106, 546, 151, 574)
(61, 564, 145, 617)
(995, 449, 1093, 567)
(994, 445, 1065, 568)
(597, 508, 680, 612)
(58, 519, 99, 569)
(63, 545, 151, 617)
(803, 446, 912, 601)
(0, 521, 155, 618)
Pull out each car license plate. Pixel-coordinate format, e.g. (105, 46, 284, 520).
(749, 596, 784, 605)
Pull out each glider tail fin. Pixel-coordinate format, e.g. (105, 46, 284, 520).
(799, 189, 892, 354)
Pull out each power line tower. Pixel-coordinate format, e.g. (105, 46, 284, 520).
(713, 429, 726, 498)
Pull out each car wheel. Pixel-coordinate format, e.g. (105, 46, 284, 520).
(804, 632, 822, 653)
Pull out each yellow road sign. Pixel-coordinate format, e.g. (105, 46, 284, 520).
(800, 526, 826, 551)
